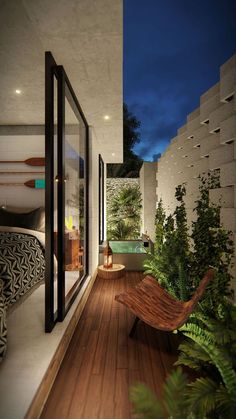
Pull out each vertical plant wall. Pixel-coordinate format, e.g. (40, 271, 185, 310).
(107, 181, 142, 240)
(144, 171, 234, 311)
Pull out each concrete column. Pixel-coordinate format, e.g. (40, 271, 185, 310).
(139, 162, 157, 241)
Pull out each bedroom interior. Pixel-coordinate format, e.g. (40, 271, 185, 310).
(0, 1, 123, 418)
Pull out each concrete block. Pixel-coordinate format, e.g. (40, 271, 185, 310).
(209, 186, 234, 208)
(193, 157, 209, 176)
(200, 88, 220, 124)
(184, 125, 209, 151)
(220, 54, 236, 101)
(209, 143, 234, 170)
(178, 124, 187, 135)
(220, 208, 236, 232)
(220, 161, 236, 186)
(200, 82, 220, 104)
(186, 147, 201, 164)
(200, 133, 221, 156)
(186, 112, 200, 135)
(220, 115, 236, 144)
(187, 108, 200, 122)
(209, 101, 234, 133)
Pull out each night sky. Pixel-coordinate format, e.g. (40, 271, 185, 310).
(124, 0, 236, 162)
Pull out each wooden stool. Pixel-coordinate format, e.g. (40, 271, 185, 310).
(98, 264, 125, 279)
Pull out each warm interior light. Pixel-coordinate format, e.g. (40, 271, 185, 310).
(15, 89, 22, 94)
(111, 152, 115, 156)
(104, 115, 110, 120)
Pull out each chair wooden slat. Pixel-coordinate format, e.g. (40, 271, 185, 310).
(115, 268, 214, 333)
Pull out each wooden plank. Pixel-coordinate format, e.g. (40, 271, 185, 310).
(27, 272, 96, 419)
(114, 369, 130, 419)
(82, 373, 103, 419)
(92, 320, 109, 375)
(117, 276, 128, 369)
(129, 370, 142, 419)
(39, 271, 179, 419)
(67, 330, 99, 419)
(99, 318, 118, 419)
(136, 324, 156, 393)
(40, 316, 94, 418)
(145, 327, 168, 395)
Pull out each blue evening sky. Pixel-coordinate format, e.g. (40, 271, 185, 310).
(124, 0, 236, 161)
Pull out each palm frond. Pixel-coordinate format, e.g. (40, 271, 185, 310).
(180, 322, 236, 398)
(187, 377, 218, 416)
(163, 367, 189, 418)
(130, 383, 164, 419)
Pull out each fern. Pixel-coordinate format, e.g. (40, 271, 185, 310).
(180, 323, 236, 398)
(176, 340, 212, 369)
(130, 368, 197, 419)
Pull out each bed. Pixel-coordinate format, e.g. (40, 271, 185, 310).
(0, 207, 46, 362)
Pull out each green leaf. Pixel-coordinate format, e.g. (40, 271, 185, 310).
(187, 377, 218, 415)
(130, 383, 164, 419)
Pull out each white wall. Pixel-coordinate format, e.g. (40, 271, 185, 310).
(88, 127, 101, 274)
(140, 162, 157, 241)
(156, 54, 236, 291)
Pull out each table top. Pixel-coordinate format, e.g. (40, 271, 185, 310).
(98, 264, 125, 272)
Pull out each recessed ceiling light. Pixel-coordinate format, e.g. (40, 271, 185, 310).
(111, 152, 115, 156)
(15, 89, 22, 94)
(104, 115, 110, 120)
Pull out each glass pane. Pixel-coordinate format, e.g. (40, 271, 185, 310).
(64, 84, 86, 305)
(99, 155, 104, 244)
(53, 75, 58, 315)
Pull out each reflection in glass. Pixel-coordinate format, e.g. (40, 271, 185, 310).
(99, 155, 104, 244)
(53, 75, 58, 314)
(64, 90, 86, 304)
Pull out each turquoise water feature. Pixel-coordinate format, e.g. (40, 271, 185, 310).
(109, 240, 146, 254)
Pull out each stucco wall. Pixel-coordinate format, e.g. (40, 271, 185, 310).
(140, 162, 157, 241)
(156, 54, 236, 291)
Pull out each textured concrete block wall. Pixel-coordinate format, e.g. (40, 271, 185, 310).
(156, 54, 236, 291)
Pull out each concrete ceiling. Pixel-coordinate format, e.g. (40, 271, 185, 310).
(0, 0, 123, 162)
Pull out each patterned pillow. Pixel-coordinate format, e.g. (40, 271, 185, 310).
(0, 278, 7, 362)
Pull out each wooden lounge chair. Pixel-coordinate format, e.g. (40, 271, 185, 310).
(115, 268, 214, 336)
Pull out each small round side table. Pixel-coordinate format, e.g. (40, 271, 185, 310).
(97, 264, 125, 279)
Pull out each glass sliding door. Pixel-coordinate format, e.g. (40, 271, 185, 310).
(45, 52, 59, 332)
(99, 154, 105, 245)
(45, 52, 89, 330)
(62, 81, 88, 315)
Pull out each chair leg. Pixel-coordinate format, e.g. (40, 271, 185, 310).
(129, 317, 140, 337)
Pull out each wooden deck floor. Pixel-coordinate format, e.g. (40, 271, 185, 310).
(40, 271, 179, 419)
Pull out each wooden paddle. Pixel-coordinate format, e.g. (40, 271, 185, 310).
(0, 179, 45, 189)
(0, 157, 45, 166)
(0, 171, 45, 175)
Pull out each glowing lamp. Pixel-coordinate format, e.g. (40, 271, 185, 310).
(103, 240, 113, 269)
